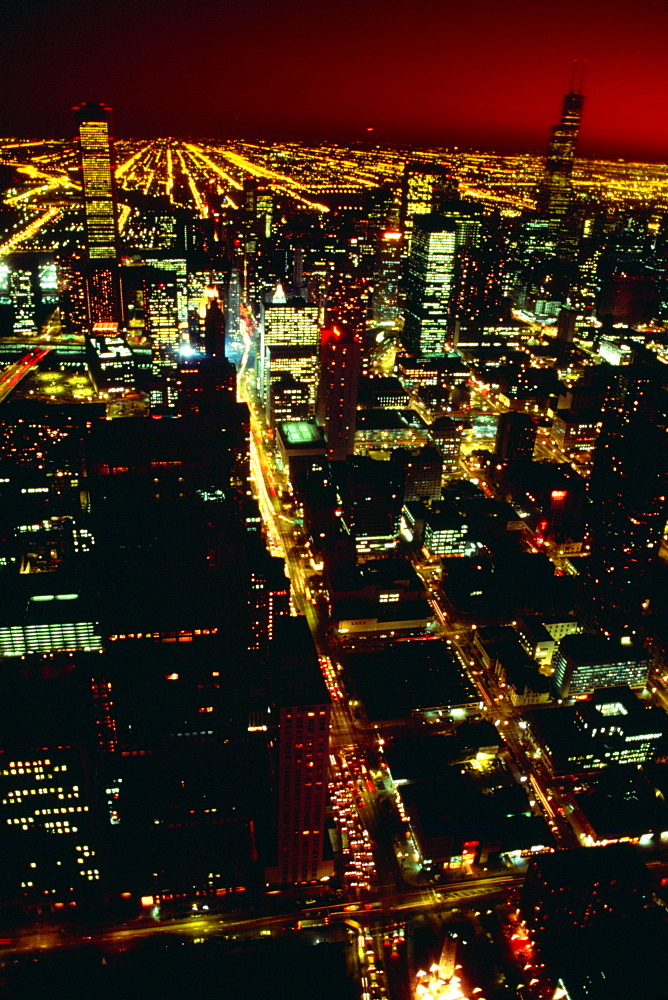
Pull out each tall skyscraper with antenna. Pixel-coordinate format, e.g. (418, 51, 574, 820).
(540, 65, 585, 232)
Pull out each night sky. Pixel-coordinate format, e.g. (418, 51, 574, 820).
(1, 0, 667, 158)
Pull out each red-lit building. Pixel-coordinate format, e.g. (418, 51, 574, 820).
(317, 323, 361, 462)
(268, 618, 331, 885)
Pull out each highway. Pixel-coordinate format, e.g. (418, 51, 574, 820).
(0, 206, 63, 257)
(0, 346, 53, 403)
(0, 873, 521, 955)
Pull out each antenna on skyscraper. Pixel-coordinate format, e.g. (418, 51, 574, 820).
(578, 60, 587, 94)
(570, 59, 586, 94)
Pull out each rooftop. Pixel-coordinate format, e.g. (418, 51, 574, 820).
(278, 421, 326, 448)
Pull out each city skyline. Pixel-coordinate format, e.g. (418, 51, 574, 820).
(3, 57, 668, 999)
(0, 0, 667, 161)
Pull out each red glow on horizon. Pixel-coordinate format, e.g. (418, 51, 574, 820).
(0, 0, 664, 160)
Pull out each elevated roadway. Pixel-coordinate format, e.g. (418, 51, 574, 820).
(0, 345, 52, 403)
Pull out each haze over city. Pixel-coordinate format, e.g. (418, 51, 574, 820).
(0, 0, 667, 158)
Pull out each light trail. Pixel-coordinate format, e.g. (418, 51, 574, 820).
(176, 148, 208, 217)
(14, 163, 75, 186)
(212, 147, 330, 212)
(166, 144, 174, 201)
(0, 347, 53, 403)
(4, 173, 74, 206)
(117, 203, 131, 232)
(0, 206, 62, 256)
(459, 183, 535, 212)
(115, 142, 153, 180)
(184, 143, 243, 190)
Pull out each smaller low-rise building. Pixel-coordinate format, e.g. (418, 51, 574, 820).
(276, 421, 327, 480)
(525, 686, 668, 777)
(552, 633, 652, 699)
(550, 408, 601, 460)
(515, 615, 557, 670)
(357, 375, 409, 409)
(541, 615, 582, 643)
(354, 409, 429, 454)
(475, 629, 550, 707)
(331, 598, 436, 640)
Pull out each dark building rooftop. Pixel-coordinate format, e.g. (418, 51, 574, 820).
(345, 638, 477, 721)
(269, 617, 329, 709)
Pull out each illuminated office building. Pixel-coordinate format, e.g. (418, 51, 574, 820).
(9, 266, 36, 336)
(85, 265, 122, 327)
(56, 254, 89, 334)
(247, 545, 290, 653)
(259, 295, 320, 405)
(225, 267, 243, 365)
(74, 103, 122, 326)
(0, 750, 101, 908)
(265, 345, 319, 412)
(74, 103, 119, 262)
(0, 261, 8, 307)
(400, 162, 456, 254)
(335, 456, 404, 552)
(428, 416, 463, 473)
(38, 260, 58, 306)
(140, 256, 189, 327)
(86, 332, 136, 391)
(0, 591, 104, 659)
(373, 230, 403, 325)
(391, 445, 443, 502)
(175, 355, 236, 416)
(324, 259, 373, 339)
(552, 633, 652, 699)
(244, 177, 273, 239)
(268, 373, 311, 427)
(403, 215, 458, 355)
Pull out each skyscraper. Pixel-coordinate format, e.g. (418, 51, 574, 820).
(585, 369, 668, 635)
(260, 294, 320, 407)
(400, 162, 457, 254)
(403, 214, 457, 355)
(269, 617, 331, 886)
(74, 102, 122, 325)
(539, 71, 585, 249)
(74, 102, 119, 262)
(8, 265, 36, 336)
(317, 323, 361, 462)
